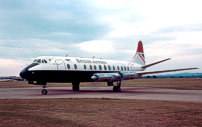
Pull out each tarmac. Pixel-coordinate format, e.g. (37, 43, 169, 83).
(0, 87, 202, 102)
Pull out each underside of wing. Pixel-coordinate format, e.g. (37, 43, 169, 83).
(137, 68, 199, 76)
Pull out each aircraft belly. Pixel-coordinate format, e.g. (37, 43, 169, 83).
(29, 70, 117, 83)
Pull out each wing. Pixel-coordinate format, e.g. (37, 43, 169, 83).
(91, 68, 199, 82)
(137, 68, 199, 76)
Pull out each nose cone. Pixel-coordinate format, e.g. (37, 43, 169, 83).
(19, 63, 39, 79)
(20, 69, 29, 79)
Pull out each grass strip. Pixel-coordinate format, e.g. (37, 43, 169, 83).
(0, 98, 202, 126)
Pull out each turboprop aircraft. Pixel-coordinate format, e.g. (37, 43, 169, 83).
(20, 41, 198, 95)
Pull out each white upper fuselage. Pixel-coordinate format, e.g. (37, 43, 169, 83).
(29, 56, 145, 72)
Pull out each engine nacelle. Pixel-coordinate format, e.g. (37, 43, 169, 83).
(91, 73, 121, 82)
(119, 72, 138, 80)
(91, 71, 139, 82)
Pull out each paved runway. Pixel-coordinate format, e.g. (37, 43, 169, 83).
(0, 87, 202, 102)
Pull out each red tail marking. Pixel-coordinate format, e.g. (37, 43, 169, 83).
(138, 53, 145, 63)
(137, 41, 144, 53)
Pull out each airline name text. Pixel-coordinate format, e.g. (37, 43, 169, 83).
(76, 59, 107, 64)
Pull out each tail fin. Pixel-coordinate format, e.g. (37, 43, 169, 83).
(133, 41, 146, 65)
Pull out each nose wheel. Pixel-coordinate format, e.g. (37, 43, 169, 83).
(41, 85, 48, 95)
(41, 89, 48, 95)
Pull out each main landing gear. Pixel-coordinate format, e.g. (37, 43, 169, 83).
(72, 82, 80, 91)
(113, 81, 121, 92)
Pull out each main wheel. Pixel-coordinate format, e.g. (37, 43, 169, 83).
(41, 89, 48, 95)
(72, 85, 79, 91)
(72, 82, 80, 91)
(113, 86, 121, 92)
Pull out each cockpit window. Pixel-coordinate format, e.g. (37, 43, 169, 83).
(33, 59, 48, 64)
(33, 59, 37, 63)
(37, 59, 41, 63)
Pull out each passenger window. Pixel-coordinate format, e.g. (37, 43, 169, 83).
(84, 64, 87, 70)
(127, 67, 129, 71)
(74, 64, 77, 69)
(90, 65, 92, 70)
(108, 65, 111, 70)
(113, 66, 115, 70)
(67, 64, 70, 69)
(121, 66, 123, 71)
(117, 66, 119, 70)
(44, 60, 47, 63)
(124, 66, 126, 71)
(94, 65, 97, 70)
(104, 65, 107, 70)
(42, 60, 44, 63)
(99, 65, 102, 70)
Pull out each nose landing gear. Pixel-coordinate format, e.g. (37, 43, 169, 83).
(41, 85, 48, 95)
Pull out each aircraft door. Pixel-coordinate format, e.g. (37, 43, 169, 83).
(55, 60, 66, 76)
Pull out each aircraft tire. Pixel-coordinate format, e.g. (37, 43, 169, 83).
(72, 85, 79, 91)
(41, 89, 48, 95)
(113, 86, 121, 92)
(72, 82, 80, 91)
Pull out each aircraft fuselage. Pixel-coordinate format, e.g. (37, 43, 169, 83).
(20, 56, 143, 83)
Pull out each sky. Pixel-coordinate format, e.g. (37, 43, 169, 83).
(0, 0, 202, 76)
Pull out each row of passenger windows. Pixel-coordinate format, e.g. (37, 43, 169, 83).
(67, 64, 130, 71)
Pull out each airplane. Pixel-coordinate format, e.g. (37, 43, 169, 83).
(20, 41, 198, 95)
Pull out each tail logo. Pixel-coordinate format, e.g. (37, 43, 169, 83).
(138, 53, 145, 64)
(132, 40, 146, 65)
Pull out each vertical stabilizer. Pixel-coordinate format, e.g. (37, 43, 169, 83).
(133, 41, 146, 65)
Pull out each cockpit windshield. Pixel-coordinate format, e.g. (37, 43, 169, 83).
(37, 59, 41, 63)
(33, 59, 47, 63)
(33, 59, 37, 63)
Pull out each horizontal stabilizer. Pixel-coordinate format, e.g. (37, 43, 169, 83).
(137, 68, 199, 76)
(141, 58, 171, 69)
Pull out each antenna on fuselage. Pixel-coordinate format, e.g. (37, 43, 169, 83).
(92, 56, 95, 59)
(65, 54, 69, 57)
